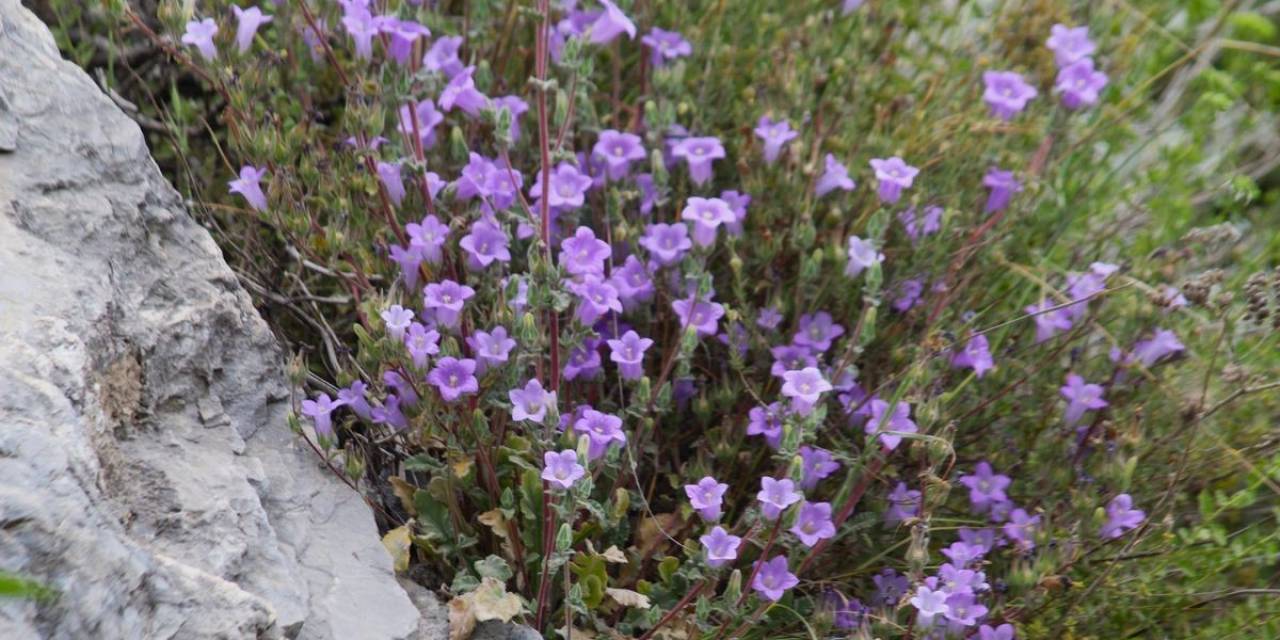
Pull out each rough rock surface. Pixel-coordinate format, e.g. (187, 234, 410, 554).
(0, 3, 442, 638)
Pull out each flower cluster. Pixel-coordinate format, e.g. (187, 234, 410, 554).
(144, 1, 1235, 638)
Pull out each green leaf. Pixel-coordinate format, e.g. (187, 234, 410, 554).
(658, 556, 680, 584)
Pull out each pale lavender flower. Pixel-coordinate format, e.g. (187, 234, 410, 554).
(1100, 494, 1145, 539)
(823, 590, 866, 630)
(381, 305, 415, 343)
(983, 167, 1022, 213)
(542, 450, 586, 489)
(388, 244, 423, 289)
(588, 0, 636, 44)
(383, 370, 419, 406)
(752, 556, 798, 601)
(574, 408, 626, 460)
(757, 477, 803, 520)
(228, 165, 269, 212)
(640, 223, 692, 266)
(1026, 299, 1074, 343)
(454, 154, 524, 213)
(338, 380, 373, 421)
(671, 136, 725, 186)
(592, 130, 646, 180)
(865, 399, 917, 450)
(754, 116, 798, 165)
(701, 526, 741, 568)
(1003, 508, 1040, 550)
(1046, 24, 1096, 66)
(979, 624, 1016, 640)
(841, 0, 865, 13)
(376, 161, 406, 206)
(641, 27, 692, 67)
(427, 357, 479, 402)
(869, 157, 918, 204)
(682, 197, 736, 247)
(405, 322, 441, 369)
(940, 563, 992, 595)
(983, 70, 1038, 120)
(1132, 329, 1184, 367)
(371, 394, 408, 431)
(800, 446, 840, 491)
(231, 6, 272, 53)
(1061, 373, 1107, 426)
(747, 402, 784, 449)
(607, 330, 652, 380)
(636, 173, 658, 215)
(957, 461, 1012, 514)
(845, 235, 884, 278)
(531, 162, 594, 210)
(301, 393, 345, 437)
(1158, 285, 1188, 310)
(510, 379, 556, 422)
(459, 220, 511, 271)
(951, 335, 995, 378)
(300, 16, 327, 62)
(885, 482, 922, 525)
(873, 568, 909, 606)
(943, 592, 988, 627)
(398, 99, 445, 149)
(424, 35, 465, 77)
(610, 255, 655, 308)
(1060, 270, 1107, 323)
(790, 501, 836, 548)
(893, 278, 925, 313)
(570, 276, 622, 325)
(440, 66, 489, 116)
(685, 476, 729, 521)
(672, 296, 725, 337)
(720, 190, 751, 235)
(563, 344, 603, 381)
(958, 527, 999, 553)
(341, 10, 379, 60)
(407, 215, 450, 265)
(374, 19, 422, 65)
(990, 500, 1014, 523)
(422, 280, 476, 329)
(182, 18, 219, 61)
(899, 205, 942, 241)
(467, 326, 516, 374)
(940, 541, 986, 568)
(793, 311, 845, 354)
(910, 587, 950, 627)
(782, 367, 832, 415)
(560, 226, 611, 277)
(757, 307, 784, 330)
(381, 18, 428, 64)
(815, 154, 856, 197)
(1056, 58, 1108, 109)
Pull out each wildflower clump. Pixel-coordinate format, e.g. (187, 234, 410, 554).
(68, 0, 1280, 637)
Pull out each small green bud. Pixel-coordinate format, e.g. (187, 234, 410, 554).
(723, 569, 742, 601)
(344, 446, 366, 482)
(518, 313, 540, 344)
(793, 220, 816, 250)
(448, 126, 469, 163)
(555, 522, 573, 552)
(905, 521, 930, 575)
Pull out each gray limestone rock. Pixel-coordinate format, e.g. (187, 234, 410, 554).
(0, 2, 446, 638)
